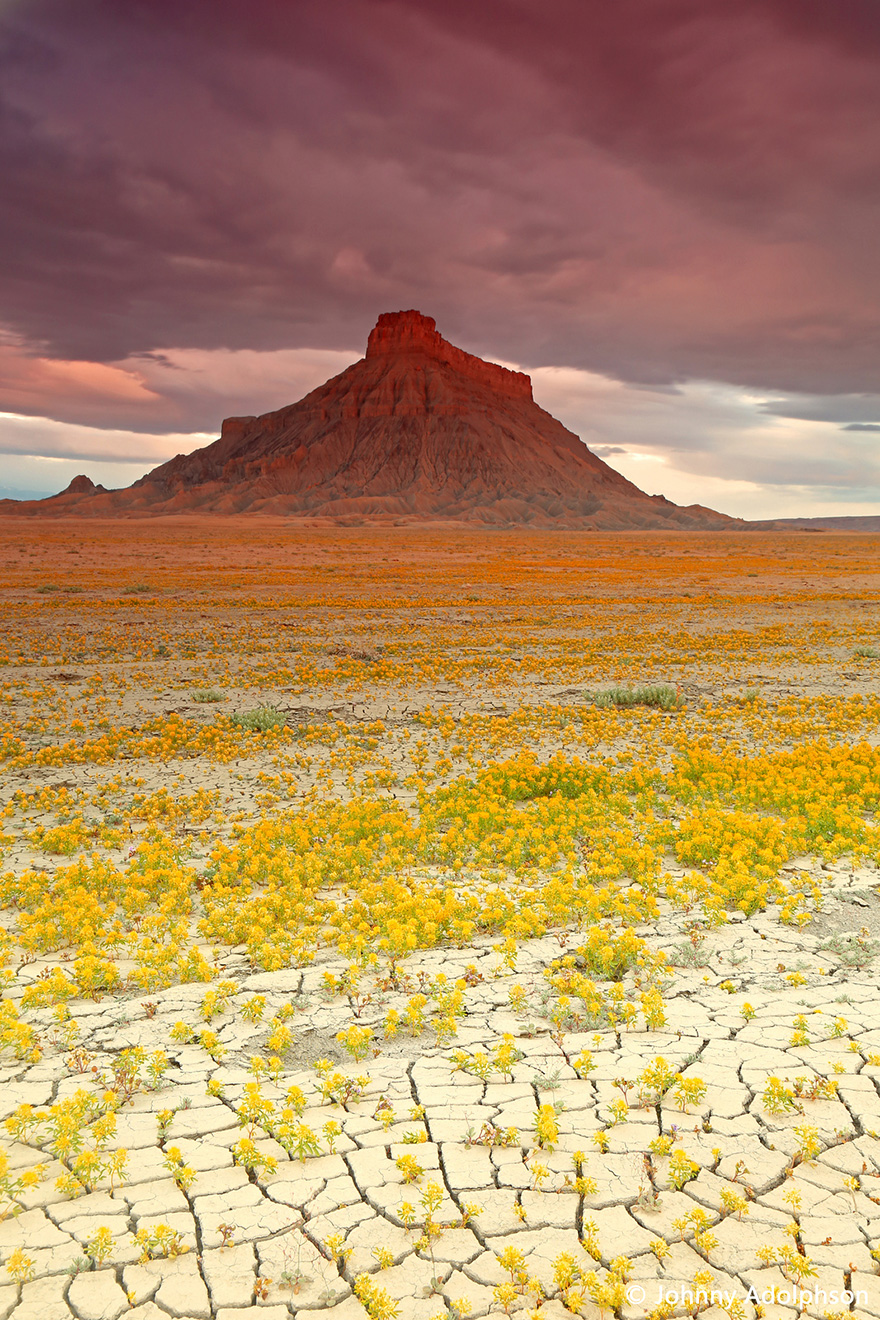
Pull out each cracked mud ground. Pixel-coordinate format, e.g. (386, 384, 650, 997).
(6, 905, 880, 1320)
(2, 523, 880, 1320)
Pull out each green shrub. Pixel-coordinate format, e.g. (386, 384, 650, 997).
(231, 705, 289, 732)
(191, 689, 224, 703)
(586, 683, 681, 711)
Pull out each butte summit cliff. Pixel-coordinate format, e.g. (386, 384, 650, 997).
(1, 311, 738, 528)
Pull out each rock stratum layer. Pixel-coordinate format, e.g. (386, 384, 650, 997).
(1, 311, 738, 527)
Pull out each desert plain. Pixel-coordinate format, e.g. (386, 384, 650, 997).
(1, 522, 880, 1320)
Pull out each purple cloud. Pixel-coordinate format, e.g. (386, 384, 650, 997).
(0, 0, 876, 392)
(0, 0, 879, 524)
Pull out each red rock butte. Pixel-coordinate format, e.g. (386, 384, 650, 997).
(1, 311, 739, 527)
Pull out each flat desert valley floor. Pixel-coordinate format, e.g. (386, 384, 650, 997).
(2, 523, 880, 1320)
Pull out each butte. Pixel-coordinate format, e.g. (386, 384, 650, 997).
(1, 311, 738, 528)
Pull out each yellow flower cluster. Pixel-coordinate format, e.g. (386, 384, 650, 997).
(0, 524, 877, 1051)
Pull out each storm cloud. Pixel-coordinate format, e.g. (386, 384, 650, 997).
(1, 0, 879, 512)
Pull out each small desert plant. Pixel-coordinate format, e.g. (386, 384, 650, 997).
(83, 1225, 116, 1267)
(762, 1076, 802, 1115)
(667, 1149, 699, 1189)
(532, 1103, 560, 1150)
(819, 931, 880, 967)
(353, 1272, 400, 1319)
(231, 705, 288, 732)
(122, 582, 152, 594)
(5, 1248, 36, 1282)
(336, 1023, 373, 1060)
(556, 925, 662, 981)
(163, 1146, 196, 1190)
(191, 689, 225, 703)
(667, 940, 712, 968)
(134, 1224, 189, 1262)
(672, 1075, 708, 1111)
(586, 683, 681, 711)
(854, 646, 880, 659)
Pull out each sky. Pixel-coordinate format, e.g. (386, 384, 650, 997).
(1, 0, 879, 517)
